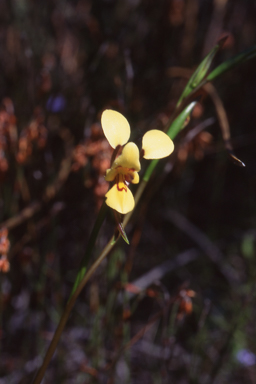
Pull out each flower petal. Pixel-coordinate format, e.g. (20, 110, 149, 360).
(105, 168, 118, 181)
(142, 130, 174, 159)
(114, 142, 141, 171)
(101, 110, 130, 148)
(131, 171, 139, 184)
(105, 183, 135, 214)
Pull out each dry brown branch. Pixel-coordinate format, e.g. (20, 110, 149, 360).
(121, 249, 199, 302)
(164, 209, 240, 284)
(1, 133, 73, 231)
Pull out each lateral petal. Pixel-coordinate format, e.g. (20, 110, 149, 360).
(130, 171, 139, 184)
(101, 110, 130, 149)
(105, 168, 118, 181)
(142, 130, 174, 159)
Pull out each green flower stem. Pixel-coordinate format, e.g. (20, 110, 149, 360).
(142, 160, 158, 183)
(69, 201, 108, 298)
(32, 168, 157, 384)
(123, 179, 147, 227)
(32, 234, 117, 384)
(32, 203, 109, 384)
(33, 194, 143, 384)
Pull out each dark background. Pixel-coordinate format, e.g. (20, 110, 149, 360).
(1, 0, 256, 383)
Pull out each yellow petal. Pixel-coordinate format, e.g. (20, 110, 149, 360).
(131, 171, 139, 184)
(101, 110, 130, 149)
(105, 182, 135, 214)
(114, 142, 141, 171)
(105, 168, 118, 181)
(142, 130, 174, 159)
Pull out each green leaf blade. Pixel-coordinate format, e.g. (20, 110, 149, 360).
(167, 101, 197, 139)
(206, 45, 256, 82)
(177, 36, 227, 106)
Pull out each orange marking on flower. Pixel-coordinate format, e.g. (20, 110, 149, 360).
(116, 174, 128, 192)
(117, 183, 127, 192)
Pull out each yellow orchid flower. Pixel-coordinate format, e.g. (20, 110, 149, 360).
(101, 109, 174, 214)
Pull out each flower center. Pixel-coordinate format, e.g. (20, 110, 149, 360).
(116, 173, 128, 192)
(115, 167, 136, 192)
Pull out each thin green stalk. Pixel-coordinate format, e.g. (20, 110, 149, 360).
(32, 234, 114, 384)
(32, 181, 149, 384)
(69, 202, 108, 298)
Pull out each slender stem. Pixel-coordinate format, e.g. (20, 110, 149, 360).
(32, 294, 77, 384)
(33, 202, 109, 384)
(32, 235, 115, 384)
(33, 182, 147, 384)
(69, 202, 108, 297)
(123, 180, 147, 227)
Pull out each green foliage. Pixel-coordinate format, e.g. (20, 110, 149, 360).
(177, 37, 227, 106)
(207, 44, 256, 82)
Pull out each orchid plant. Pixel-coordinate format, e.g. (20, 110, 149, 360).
(102, 109, 174, 214)
(32, 40, 256, 384)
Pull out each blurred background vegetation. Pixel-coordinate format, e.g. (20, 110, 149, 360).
(1, 0, 256, 383)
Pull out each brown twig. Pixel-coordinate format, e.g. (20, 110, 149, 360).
(1, 137, 73, 231)
(164, 209, 239, 284)
(122, 249, 199, 302)
(203, 82, 245, 166)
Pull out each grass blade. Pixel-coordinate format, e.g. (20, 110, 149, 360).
(206, 45, 256, 82)
(177, 36, 228, 106)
